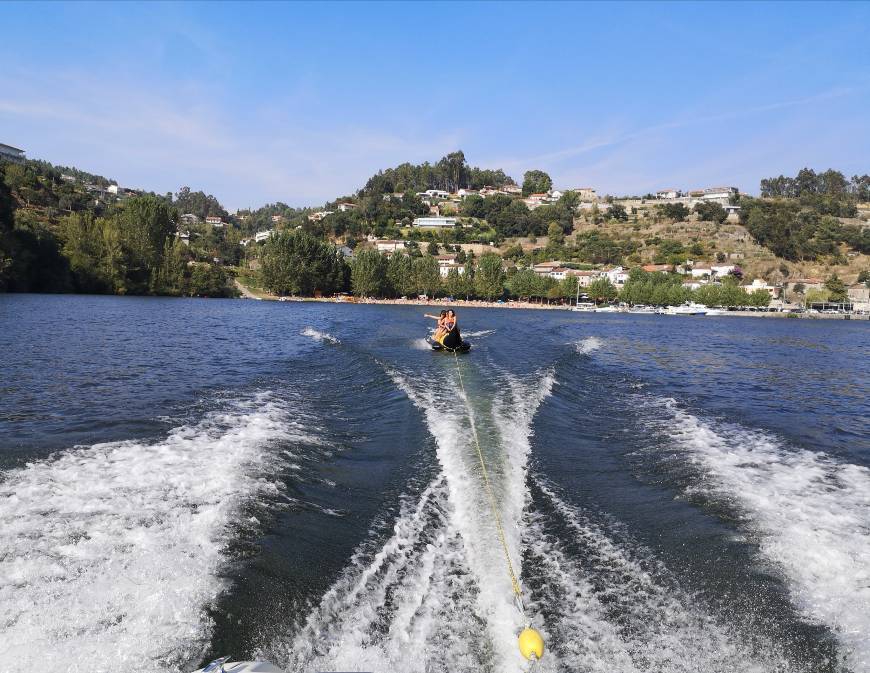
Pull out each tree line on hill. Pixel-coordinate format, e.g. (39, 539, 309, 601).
(362, 150, 515, 195)
(0, 162, 233, 296)
(742, 168, 870, 262)
(257, 231, 776, 308)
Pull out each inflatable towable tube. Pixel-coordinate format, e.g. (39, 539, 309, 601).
(426, 336, 471, 352)
(426, 326, 471, 353)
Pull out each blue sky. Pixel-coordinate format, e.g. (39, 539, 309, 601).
(2, 1, 868, 211)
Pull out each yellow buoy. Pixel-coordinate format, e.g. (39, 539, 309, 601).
(518, 627, 545, 660)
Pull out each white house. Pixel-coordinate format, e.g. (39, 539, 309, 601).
(271, 214, 283, 223)
(500, 184, 522, 195)
(205, 216, 225, 228)
(700, 186, 739, 204)
(457, 188, 479, 198)
(308, 210, 334, 222)
(691, 265, 713, 278)
(0, 142, 25, 163)
(711, 263, 736, 277)
(412, 216, 458, 228)
(439, 263, 465, 278)
(255, 229, 274, 243)
(180, 213, 200, 226)
(570, 270, 599, 287)
(602, 266, 629, 285)
(532, 261, 563, 276)
(417, 189, 450, 200)
(175, 231, 190, 246)
(337, 202, 357, 212)
(743, 278, 780, 298)
(549, 190, 564, 200)
(656, 188, 683, 199)
(375, 239, 408, 253)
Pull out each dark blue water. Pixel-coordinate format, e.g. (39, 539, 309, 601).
(1, 294, 868, 673)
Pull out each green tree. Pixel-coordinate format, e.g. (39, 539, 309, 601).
(693, 283, 722, 307)
(608, 203, 629, 221)
(262, 229, 348, 296)
(522, 170, 553, 196)
(386, 250, 414, 297)
(507, 268, 539, 299)
(547, 221, 564, 246)
(805, 288, 830, 307)
(475, 252, 505, 300)
(694, 201, 727, 223)
(747, 289, 771, 308)
(349, 248, 386, 297)
(154, 238, 187, 296)
(824, 274, 847, 302)
(587, 277, 617, 304)
(444, 267, 467, 298)
(61, 212, 109, 293)
(412, 255, 441, 297)
(115, 195, 177, 293)
(427, 240, 440, 256)
(657, 202, 690, 222)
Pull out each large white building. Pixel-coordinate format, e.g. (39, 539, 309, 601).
(255, 230, 274, 243)
(412, 216, 458, 228)
(0, 143, 25, 163)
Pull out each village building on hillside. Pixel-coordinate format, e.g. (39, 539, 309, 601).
(375, 239, 408, 253)
(255, 230, 274, 243)
(847, 283, 870, 311)
(642, 263, 672, 273)
(205, 216, 226, 228)
(572, 187, 597, 201)
(602, 266, 630, 286)
(180, 213, 200, 226)
(656, 188, 684, 200)
(0, 142, 26, 163)
(417, 189, 450, 200)
(743, 278, 781, 298)
(308, 210, 334, 222)
(336, 202, 357, 212)
(531, 260, 563, 276)
(412, 216, 458, 228)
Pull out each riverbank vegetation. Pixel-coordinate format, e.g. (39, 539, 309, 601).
(2, 151, 867, 304)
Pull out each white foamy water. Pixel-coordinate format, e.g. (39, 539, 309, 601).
(651, 399, 870, 670)
(269, 367, 553, 673)
(0, 394, 298, 673)
(525, 480, 799, 673)
(301, 327, 340, 344)
(574, 335, 602, 355)
(463, 329, 496, 338)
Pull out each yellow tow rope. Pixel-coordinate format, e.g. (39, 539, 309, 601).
(450, 350, 545, 662)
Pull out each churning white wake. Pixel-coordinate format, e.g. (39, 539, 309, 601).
(268, 366, 553, 673)
(574, 336, 602, 355)
(0, 394, 302, 673)
(524, 479, 799, 673)
(647, 398, 870, 671)
(301, 327, 340, 344)
(463, 329, 496, 338)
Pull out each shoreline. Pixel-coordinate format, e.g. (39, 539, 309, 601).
(240, 291, 869, 320)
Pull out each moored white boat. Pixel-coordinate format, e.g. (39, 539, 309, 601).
(571, 302, 597, 312)
(664, 302, 708, 316)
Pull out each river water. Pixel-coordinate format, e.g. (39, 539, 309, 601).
(1, 294, 868, 673)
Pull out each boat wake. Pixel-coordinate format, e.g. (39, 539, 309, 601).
(574, 336, 603, 355)
(0, 393, 313, 673)
(638, 396, 870, 671)
(301, 327, 341, 344)
(524, 478, 802, 673)
(266, 366, 553, 672)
